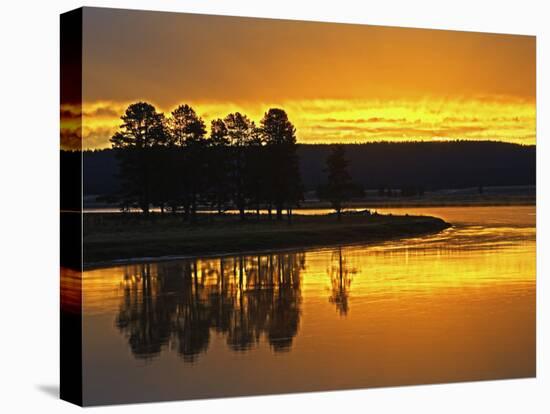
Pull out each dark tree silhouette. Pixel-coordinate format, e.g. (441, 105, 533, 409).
(168, 104, 207, 221)
(318, 145, 356, 220)
(169, 104, 207, 146)
(106, 102, 307, 220)
(260, 108, 302, 222)
(224, 112, 256, 220)
(244, 125, 266, 220)
(207, 118, 231, 214)
(110, 102, 169, 214)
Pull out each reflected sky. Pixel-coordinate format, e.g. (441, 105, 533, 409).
(81, 206, 535, 405)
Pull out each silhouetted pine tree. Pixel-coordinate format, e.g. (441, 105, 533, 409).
(208, 118, 231, 213)
(224, 112, 256, 220)
(168, 104, 207, 221)
(244, 125, 266, 220)
(261, 108, 302, 222)
(109, 103, 305, 221)
(318, 145, 354, 220)
(110, 102, 169, 214)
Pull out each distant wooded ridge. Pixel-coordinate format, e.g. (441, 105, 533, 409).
(82, 141, 535, 197)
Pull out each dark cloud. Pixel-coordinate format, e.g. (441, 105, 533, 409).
(60, 109, 81, 119)
(61, 127, 82, 150)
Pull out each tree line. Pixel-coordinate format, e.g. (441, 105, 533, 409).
(110, 102, 302, 221)
(85, 140, 535, 204)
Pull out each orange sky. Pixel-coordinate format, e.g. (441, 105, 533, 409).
(64, 7, 536, 149)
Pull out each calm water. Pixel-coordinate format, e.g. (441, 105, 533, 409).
(77, 206, 536, 405)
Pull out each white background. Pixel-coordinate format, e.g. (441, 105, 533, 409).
(0, 0, 548, 412)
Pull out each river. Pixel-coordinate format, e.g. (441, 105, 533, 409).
(77, 205, 536, 405)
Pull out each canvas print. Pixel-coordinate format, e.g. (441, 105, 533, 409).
(60, 7, 536, 406)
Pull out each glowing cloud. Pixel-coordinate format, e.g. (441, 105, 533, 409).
(76, 96, 535, 149)
(62, 9, 536, 149)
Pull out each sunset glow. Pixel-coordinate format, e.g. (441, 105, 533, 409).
(61, 8, 536, 149)
(65, 96, 535, 149)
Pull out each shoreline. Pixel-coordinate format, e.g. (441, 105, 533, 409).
(83, 199, 536, 213)
(83, 213, 451, 269)
(83, 230, 448, 270)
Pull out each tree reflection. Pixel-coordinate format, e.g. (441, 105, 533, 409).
(170, 260, 211, 362)
(116, 264, 173, 358)
(116, 252, 305, 362)
(327, 247, 356, 316)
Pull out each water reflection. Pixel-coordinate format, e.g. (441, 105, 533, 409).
(81, 206, 535, 405)
(115, 253, 305, 361)
(327, 248, 356, 316)
(61, 267, 82, 315)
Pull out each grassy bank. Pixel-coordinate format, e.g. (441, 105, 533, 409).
(83, 212, 451, 267)
(84, 187, 535, 211)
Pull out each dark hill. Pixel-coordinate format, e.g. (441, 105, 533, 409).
(82, 141, 535, 196)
